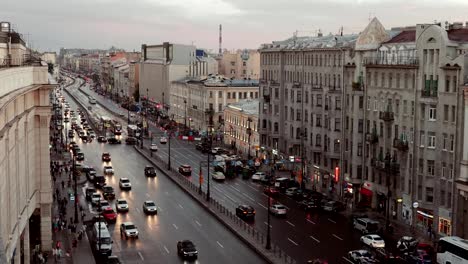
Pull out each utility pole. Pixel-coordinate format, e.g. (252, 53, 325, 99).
(205, 108, 214, 201)
(184, 99, 187, 133)
(247, 117, 252, 160)
(73, 155, 78, 223)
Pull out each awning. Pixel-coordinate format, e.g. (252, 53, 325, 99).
(360, 188, 373, 197)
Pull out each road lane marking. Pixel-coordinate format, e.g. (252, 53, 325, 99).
(213, 186, 222, 192)
(178, 204, 184, 209)
(286, 221, 295, 227)
(163, 246, 170, 254)
(242, 192, 255, 201)
(262, 193, 268, 197)
(342, 257, 354, 264)
(225, 194, 237, 203)
(328, 218, 337, 224)
(138, 252, 144, 261)
(172, 224, 178, 230)
(230, 186, 240, 192)
(247, 185, 257, 191)
(264, 222, 272, 228)
(216, 241, 224, 248)
(332, 234, 344, 241)
(257, 202, 267, 210)
(195, 220, 202, 227)
(287, 238, 298, 246)
(135, 208, 140, 213)
(145, 193, 150, 198)
(234, 183, 240, 186)
(309, 235, 320, 243)
(306, 219, 316, 225)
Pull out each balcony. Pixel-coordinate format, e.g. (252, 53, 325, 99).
(352, 82, 363, 91)
(293, 82, 301, 88)
(263, 94, 271, 103)
(270, 80, 280, 87)
(371, 157, 400, 173)
(363, 56, 418, 66)
(421, 89, 438, 98)
(393, 138, 409, 152)
(365, 132, 379, 144)
(379, 111, 394, 122)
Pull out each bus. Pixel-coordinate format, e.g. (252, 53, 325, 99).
(127, 125, 141, 137)
(111, 120, 122, 135)
(100, 116, 112, 129)
(437, 236, 468, 264)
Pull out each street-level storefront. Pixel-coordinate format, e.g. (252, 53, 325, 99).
(416, 208, 433, 230)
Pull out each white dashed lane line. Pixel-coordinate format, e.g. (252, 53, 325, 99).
(287, 238, 298, 246)
(332, 234, 344, 241)
(172, 224, 178, 230)
(286, 221, 295, 227)
(309, 235, 320, 243)
(217, 241, 224, 248)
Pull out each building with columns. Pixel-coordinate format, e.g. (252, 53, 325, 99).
(259, 18, 468, 237)
(0, 22, 55, 263)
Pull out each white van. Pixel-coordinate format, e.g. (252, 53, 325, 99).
(353, 218, 380, 234)
(92, 222, 112, 256)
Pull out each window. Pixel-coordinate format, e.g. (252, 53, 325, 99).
(239, 92, 242, 99)
(296, 111, 301, 121)
(255, 92, 258, 98)
(445, 75, 450, 92)
(374, 99, 378, 111)
(403, 100, 408, 114)
(429, 107, 436, 121)
(243, 92, 247, 99)
(317, 95, 322, 106)
(316, 134, 321, 146)
(357, 143, 362, 156)
(316, 114, 322, 127)
(444, 105, 449, 121)
(250, 92, 253, 98)
(209, 103, 214, 110)
(428, 133, 436, 149)
(451, 106, 456, 122)
(335, 118, 341, 131)
(336, 96, 341, 110)
(305, 110, 308, 122)
(209, 91, 213, 98)
(218, 103, 222, 112)
(242, 61, 246, 66)
(450, 134, 454, 151)
(227, 92, 231, 99)
(420, 131, 425, 147)
(232, 92, 236, 99)
(419, 158, 424, 173)
(427, 160, 435, 176)
(305, 91, 309, 104)
(449, 164, 454, 179)
(230, 61, 235, 66)
(274, 122, 278, 132)
(420, 104, 425, 120)
(367, 96, 371, 110)
(359, 96, 364, 109)
(443, 134, 448, 150)
(358, 119, 363, 133)
(442, 162, 447, 178)
(426, 187, 434, 203)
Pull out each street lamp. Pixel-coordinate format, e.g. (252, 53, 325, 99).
(167, 118, 175, 171)
(184, 99, 187, 132)
(247, 117, 252, 160)
(205, 108, 214, 202)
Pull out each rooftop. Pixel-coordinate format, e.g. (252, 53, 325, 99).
(383, 30, 416, 44)
(182, 75, 259, 87)
(226, 99, 259, 116)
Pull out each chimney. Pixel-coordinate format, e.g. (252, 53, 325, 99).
(317, 29, 323, 37)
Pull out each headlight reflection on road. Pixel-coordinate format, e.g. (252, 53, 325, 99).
(145, 214, 159, 229)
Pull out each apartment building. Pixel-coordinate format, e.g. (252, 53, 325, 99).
(259, 18, 468, 236)
(218, 49, 260, 80)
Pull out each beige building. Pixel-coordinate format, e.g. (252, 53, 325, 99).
(0, 22, 55, 263)
(224, 100, 260, 158)
(259, 18, 468, 237)
(170, 75, 259, 132)
(128, 61, 139, 100)
(40, 52, 56, 65)
(218, 49, 260, 80)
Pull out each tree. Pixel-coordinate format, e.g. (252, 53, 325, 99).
(91, 73, 100, 84)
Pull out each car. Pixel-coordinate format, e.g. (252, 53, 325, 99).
(212, 171, 226, 181)
(347, 250, 377, 263)
(105, 255, 122, 264)
(85, 187, 97, 201)
(236, 205, 255, 220)
(322, 200, 346, 212)
(99, 199, 111, 210)
(298, 200, 319, 211)
(120, 222, 139, 239)
(115, 199, 129, 212)
(125, 137, 137, 145)
(178, 165, 192, 176)
(91, 193, 101, 205)
(150, 143, 158, 151)
(86, 169, 97, 181)
(97, 136, 107, 143)
(360, 234, 385, 248)
(211, 147, 221, 154)
(397, 236, 418, 253)
(75, 151, 85, 161)
(94, 175, 106, 189)
(101, 206, 117, 223)
(177, 240, 198, 259)
(160, 137, 168, 144)
(119, 178, 132, 190)
(102, 186, 115, 200)
(374, 248, 402, 263)
(144, 165, 156, 177)
(102, 152, 111, 162)
(251, 172, 265, 181)
(103, 165, 114, 175)
(143, 201, 158, 214)
(402, 250, 433, 264)
(195, 143, 204, 151)
(260, 174, 273, 185)
(81, 165, 94, 173)
(285, 187, 299, 196)
(263, 186, 280, 196)
(107, 137, 121, 144)
(270, 204, 287, 216)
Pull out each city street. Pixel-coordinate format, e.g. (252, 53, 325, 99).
(63, 78, 265, 264)
(75, 81, 374, 264)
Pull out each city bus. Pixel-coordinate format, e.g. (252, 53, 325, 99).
(127, 125, 141, 137)
(111, 120, 122, 135)
(100, 116, 112, 129)
(437, 236, 468, 264)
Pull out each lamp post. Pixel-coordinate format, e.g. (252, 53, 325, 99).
(247, 117, 252, 161)
(205, 108, 214, 202)
(184, 99, 187, 132)
(145, 88, 149, 136)
(266, 193, 271, 249)
(167, 118, 174, 171)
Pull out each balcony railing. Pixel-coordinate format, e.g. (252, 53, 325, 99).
(364, 56, 419, 66)
(365, 132, 379, 144)
(393, 138, 409, 152)
(421, 89, 438, 98)
(0, 54, 43, 69)
(379, 111, 394, 122)
(371, 158, 400, 173)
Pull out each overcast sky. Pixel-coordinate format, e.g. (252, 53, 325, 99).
(1, 0, 468, 53)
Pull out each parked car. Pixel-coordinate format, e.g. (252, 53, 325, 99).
(143, 201, 158, 214)
(160, 137, 168, 144)
(119, 178, 132, 190)
(150, 143, 158, 151)
(85, 187, 97, 201)
(178, 165, 192, 176)
(102, 186, 115, 200)
(236, 205, 255, 220)
(347, 250, 377, 263)
(212, 171, 226, 181)
(397, 236, 418, 253)
(125, 137, 137, 145)
(120, 222, 139, 239)
(107, 137, 121, 144)
(263, 186, 279, 196)
(91, 193, 101, 206)
(360, 234, 385, 248)
(285, 187, 299, 197)
(115, 198, 129, 212)
(177, 240, 198, 259)
(322, 201, 346, 212)
(94, 175, 106, 189)
(270, 204, 287, 216)
(97, 136, 107, 143)
(86, 169, 97, 181)
(144, 165, 156, 177)
(298, 200, 319, 211)
(251, 172, 265, 182)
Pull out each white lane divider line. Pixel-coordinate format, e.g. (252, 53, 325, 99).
(164, 246, 170, 254)
(332, 234, 344, 241)
(257, 202, 267, 210)
(225, 194, 237, 203)
(195, 220, 202, 227)
(309, 235, 320, 243)
(264, 222, 272, 228)
(328, 218, 337, 224)
(242, 192, 255, 201)
(286, 221, 295, 227)
(138, 252, 144, 261)
(287, 238, 299, 246)
(216, 241, 224, 248)
(178, 204, 184, 209)
(306, 219, 316, 225)
(230, 186, 240, 192)
(342, 257, 354, 264)
(247, 185, 257, 191)
(172, 224, 178, 230)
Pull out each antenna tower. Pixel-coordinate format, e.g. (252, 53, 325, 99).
(219, 24, 222, 56)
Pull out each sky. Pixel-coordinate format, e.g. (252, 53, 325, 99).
(1, 0, 468, 53)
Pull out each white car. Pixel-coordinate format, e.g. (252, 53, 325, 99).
(150, 143, 158, 151)
(285, 187, 299, 196)
(119, 178, 132, 190)
(116, 199, 129, 212)
(212, 171, 226, 181)
(91, 193, 101, 206)
(160, 137, 168, 144)
(143, 200, 158, 214)
(251, 172, 265, 181)
(120, 222, 139, 239)
(360, 234, 386, 248)
(103, 165, 114, 175)
(99, 199, 110, 210)
(347, 250, 377, 263)
(211, 147, 221, 154)
(270, 204, 287, 216)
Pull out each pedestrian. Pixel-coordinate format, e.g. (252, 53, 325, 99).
(81, 210, 85, 221)
(427, 225, 432, 238)
(61, 180, 65, 189)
